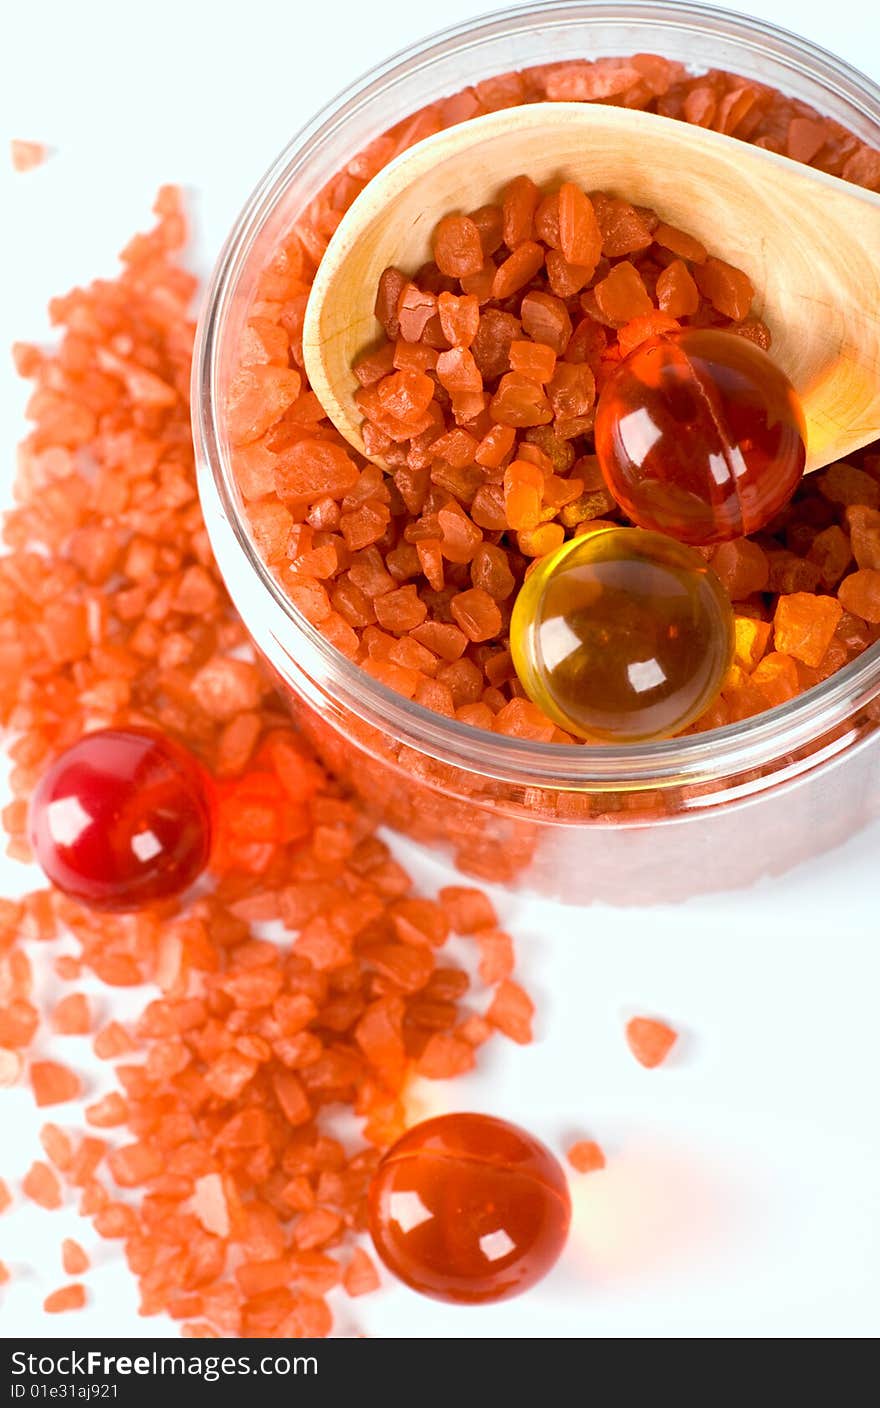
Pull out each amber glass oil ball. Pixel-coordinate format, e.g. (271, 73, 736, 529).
(367, 1112, 571, 1303)
(510, 527, 735, 742)
(594, 328, 807, 545)
(29, 727, 213, 912)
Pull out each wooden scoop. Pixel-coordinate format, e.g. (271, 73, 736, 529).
(303, 102, 880, 473)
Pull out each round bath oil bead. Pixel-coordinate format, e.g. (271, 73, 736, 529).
(510, 527, 734, 742)
(595, 328, 807, 545)
(30, 727, 213, 911)
(368, 1112, 571, 1303)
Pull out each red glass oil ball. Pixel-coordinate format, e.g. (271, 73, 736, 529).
(367, 1112, 571, 1304)
(594, 328, 807, 545)
(510, 527, 734, 742)
(29, 727, 212, 911)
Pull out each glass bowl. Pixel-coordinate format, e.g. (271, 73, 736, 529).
(193, 0, 880, 904)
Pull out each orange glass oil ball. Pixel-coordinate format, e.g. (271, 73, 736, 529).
(510, 527, 734, 742)
(367, 1113, 571, 1303)
(594, 328, 807, 545)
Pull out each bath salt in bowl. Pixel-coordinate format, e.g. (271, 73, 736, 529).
(194, 1, 880, 905)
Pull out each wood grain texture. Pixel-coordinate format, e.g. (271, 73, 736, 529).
(303, 102, 880, 473)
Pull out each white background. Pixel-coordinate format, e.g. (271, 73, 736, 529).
(2, 0, 879, 1340)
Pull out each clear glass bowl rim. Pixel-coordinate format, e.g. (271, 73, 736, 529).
(193, 0, 880, 791)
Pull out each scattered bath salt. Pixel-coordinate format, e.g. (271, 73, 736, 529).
(43, 1284, 86, 1313)
(11, 140, 47, 173)
(566, 1139, 606, 1173)
(22, 1160, 63, 1209)
(625, 1016, 678, 1068)
(61, 1238, 90, 1275)
(1, 193, 532, 1337)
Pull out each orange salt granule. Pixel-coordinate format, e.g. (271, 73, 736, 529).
(30, 1061, 82, 1107)
(51, 992, 92, 1035)
(487, 979, 535, 1045)
(61, 1238, 90, 1275)
(773, 594, 843, 668)
(39, 1124, 73, 1171)
(43, 1284, 87, 1314)
(625, 1017, 678, 1068)
(22, 1159, 63, 1209)
(566, 1140, 606, 1173)
(11, 139, 47, 172)
(0, 1048, 23, 1086)
(92, 1022, 134, 1060)
(0, 1178, 12, 1214)
(344, 1246, 381, 1297)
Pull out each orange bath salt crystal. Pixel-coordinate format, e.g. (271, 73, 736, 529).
(518, 293, 571, 358)
(39, 1124, 73, 1171)
(85, 1092, 129, 1128)
(773, 593, 843, 667)
(503, 459, 544, 530)
(838, 569, 880, 622)
(92, 1022, 134, 1059)
(0, 1179, 11, 1214)
(11, 139, 47, 172)
(226, 366, 302, 445)
(0, 1048, 22, 1086)
(593, 195, 654, 257)
(0, 1001, 38, 1048)
(44, 1284, 87, 1314)
(438, 291, 480, 348)
(557, 182, 602, 270)
(625, 1017, 678, 1068)
(733, 616, 772, 671)
(653, 221, 707, 263)
(51, 993, 91, 1035)
(416, 1032, 476, 1078)
(487, 979, 534, 1044)
(846, 505, 880, 569)
(450, 588, 502, 643)
(274, 440, 360, 507)
(23, 1159, 63, 1209)
(616, 312, 681, 360)
(751, 652, 799, 706)
(344, 1247, 381, 1298)
(492, 242, 545, 300)
(30, 1060, 81, 1107)
(502, 175, 540, 248)
(476, 929, 515, 984)
(471, 543, 516, 601)
(818, 462, 880, 509)
(0, 1261, 8, 1284)
(436, 347, 482, 397)
(433, 214, 484, 278)
(593, 261, 653, 322)
(808, 525, 852, 588)
(62, 1239, 90, 1276)
(566, 1140, 606, 1173)
(656, 260, 700, 316)
(509, 340, 557, 383)
(786, 117, 829, 163)
(377, 369, 435, 421)
(710, 539, 770, 598)
(547, 362, 596, 420)
(397, 282, 437, 342)
(374, 584, 428, 633)
(491, 372, 552, 428)
(694, 257, 754, 320)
